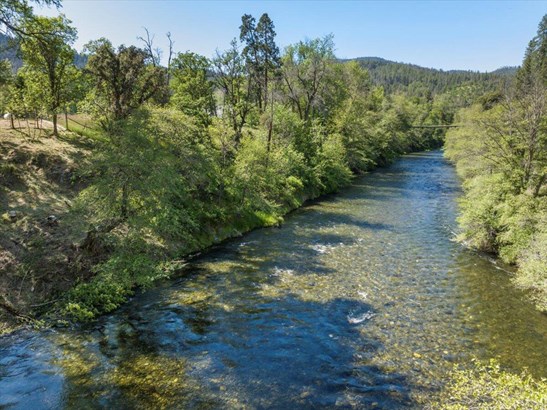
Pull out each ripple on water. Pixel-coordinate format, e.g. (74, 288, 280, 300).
(0, 151, 545, 409)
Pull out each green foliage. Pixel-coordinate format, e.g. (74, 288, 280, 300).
(65, 280, 132, 321)
(19, 14, 77, 135)
(84, 38, 167, 128)
(0, 59, 13, 112)
(430, 359, 547, 409)
(0, 0, 61, 38)
(313, 132, 353, 194)
(281, 35, 335, 122)
(239, 13, 280, 111)
(2, 12, 478, 322)
(0, 58, 11, 85)
(170, 52, 216, 125)
(516, 14, 547, 93)
(455, 173, 507, 253)
(212, 38, 254, 143)
(445, 14, 547, 311)
(514, 210, 547, 311)
(62, 22, 466, 320)
(496, 194, 542, 263)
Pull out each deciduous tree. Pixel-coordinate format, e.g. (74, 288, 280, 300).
(84, 38, 167, 130)
(281, 35, 335, 122)
(170, 51, 216, 126)
(212, 39, 252, 145)
(20, 14, 77, 136)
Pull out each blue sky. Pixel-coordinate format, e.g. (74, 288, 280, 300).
(38, 0, 547, 72)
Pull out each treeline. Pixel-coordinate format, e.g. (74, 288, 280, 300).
(445, 15, 547, 311)
(0, 1, 506, 319)
(0, 33, 23, 70)
(350, 56, 514, 96)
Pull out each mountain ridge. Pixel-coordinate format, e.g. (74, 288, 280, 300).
(340, 56, 518, 75)
(1, 33, 517, 95)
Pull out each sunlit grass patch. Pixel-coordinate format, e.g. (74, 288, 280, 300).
(426, 359, 547, 409)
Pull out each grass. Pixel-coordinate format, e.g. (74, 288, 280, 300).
(58, 114, 105, 141)
(426, 359, 547, 409)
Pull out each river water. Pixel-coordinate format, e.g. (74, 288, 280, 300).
(1, 151, 546, 409)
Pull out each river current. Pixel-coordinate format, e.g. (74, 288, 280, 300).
(1, 151, 545, 409)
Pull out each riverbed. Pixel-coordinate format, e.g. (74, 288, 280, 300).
(1, 151, 545, 409)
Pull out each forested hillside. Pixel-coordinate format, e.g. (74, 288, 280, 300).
(345, 56, 515, 95)
(0, 33, 22, 70)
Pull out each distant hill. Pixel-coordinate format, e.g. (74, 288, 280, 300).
(342, 56, 517, 95)
(1, 33, 516, 95)
(490, 66, 519, 76)
(0, 33, 87, 71)
(0, 33, 22, 71)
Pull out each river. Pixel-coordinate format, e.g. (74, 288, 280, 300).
(1, 151, 546, 409)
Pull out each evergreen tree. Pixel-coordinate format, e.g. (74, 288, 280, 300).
(516, 14, 547, 93)
(239, 14, 262, 110)
(256, 13, 280, 110)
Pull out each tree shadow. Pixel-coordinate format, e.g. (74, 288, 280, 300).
(47, 290, 415, 409)
(0, 151, 457, 408)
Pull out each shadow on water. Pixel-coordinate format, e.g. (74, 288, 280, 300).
(0, 205, 417, 409)
(1, 151, 545, 409)
(318, 212, 394, 232)
(51, 294, 415, 409)
(450, 249, 547, 377)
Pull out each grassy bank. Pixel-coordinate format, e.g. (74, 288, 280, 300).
(0, 119, 285, 331)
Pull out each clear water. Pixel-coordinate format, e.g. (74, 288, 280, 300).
(1, 151, 545, 409)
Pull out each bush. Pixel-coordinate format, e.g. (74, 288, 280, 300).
(515, 213, 547, 312)
(65, 279, 133, 321)
(428, 359, 547, 410)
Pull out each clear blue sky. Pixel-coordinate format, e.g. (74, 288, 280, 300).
(38, 0, 547, 72)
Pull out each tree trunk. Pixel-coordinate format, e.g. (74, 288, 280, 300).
(52, 113, 58, 137)
(267, 120, 273, 155)
(267, 87, 274, 155)
(533, 174, 546, 197)
(264, 67, 268, 110)
(121, 182, 129, 220)
(65, 109, 69, 131)
(9, 115, 14, 129)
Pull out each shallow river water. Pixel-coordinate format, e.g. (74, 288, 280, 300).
(1, 151, 546, 409)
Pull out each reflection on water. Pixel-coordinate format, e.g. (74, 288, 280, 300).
(1, 151, 545, 409)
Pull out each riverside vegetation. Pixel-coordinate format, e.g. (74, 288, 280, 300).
(1, 1, 463, 325)
(0, 1, 546, 407)
(444, 15, 547, 313)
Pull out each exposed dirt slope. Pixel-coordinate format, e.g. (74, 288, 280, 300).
(0, 120, 93, 333)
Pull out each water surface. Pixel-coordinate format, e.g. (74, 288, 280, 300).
(1, 151, 546, 409)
